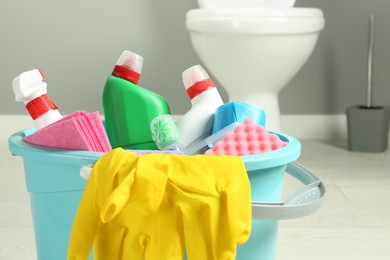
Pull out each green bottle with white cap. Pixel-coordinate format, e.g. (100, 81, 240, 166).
(103, 50, 171, 150)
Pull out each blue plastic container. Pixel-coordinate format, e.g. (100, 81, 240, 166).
(8, 128, 301, 260)
(212, 101, 266, 134)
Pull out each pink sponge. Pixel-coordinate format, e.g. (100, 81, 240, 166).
(205, 118, 287, 156)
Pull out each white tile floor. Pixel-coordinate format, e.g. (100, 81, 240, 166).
(1, 138, 390, 260)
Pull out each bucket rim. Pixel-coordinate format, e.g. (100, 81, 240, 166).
(242, 132, 301, 171)
(8, 129, 104, 164)
(9, 129, 300, 169)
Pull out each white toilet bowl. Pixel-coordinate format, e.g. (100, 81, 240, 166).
(186, 1, 325, 131)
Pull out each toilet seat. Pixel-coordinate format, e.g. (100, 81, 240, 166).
(187, 8, 325, 34)
(197, 0, 296, 9)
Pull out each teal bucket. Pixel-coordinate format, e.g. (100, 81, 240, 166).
(9, 128, 321, 260)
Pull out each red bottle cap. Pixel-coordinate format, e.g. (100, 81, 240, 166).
(25, 94, 58, 120)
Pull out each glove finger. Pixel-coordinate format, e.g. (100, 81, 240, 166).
(219, 187, 251, 245)
(94, 227, 134, 260)
(178, 197, 214, 260)
(201, 195, 239, 260)
(135, 154, 171, 215)
(144, 205, 185, 260)
(213, 155, 252, 246)
(100, 167, 136, 223)
(122, 203, 152, 260)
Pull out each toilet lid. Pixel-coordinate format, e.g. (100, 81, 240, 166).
(186, 8, 325, 34)
(197, 0, 296, 9)
(187, 8, 323, 20)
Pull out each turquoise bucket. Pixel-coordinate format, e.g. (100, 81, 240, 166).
(237, 133, 301, 260)
(9, 129, 306, 260)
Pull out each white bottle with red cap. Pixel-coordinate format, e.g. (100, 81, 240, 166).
(12, 69, 62, 129)
(177, 65, 224, 149)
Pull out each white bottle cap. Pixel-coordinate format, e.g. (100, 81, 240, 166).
(12, 69, 47, 103)
(182, 65, 210, 90)
(116, 50, 143, 74)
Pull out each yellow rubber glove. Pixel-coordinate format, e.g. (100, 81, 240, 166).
(98, 153, 184, 260)
(134, 154, 252, 260)
(68, 148, 184, 260)
(68, 148, 138, 260)
(68, 149, 136, 260)
(68, 149, 251, 260)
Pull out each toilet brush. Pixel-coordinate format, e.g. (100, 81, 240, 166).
(346, 15, 390, 152)
(366, 15, 375, 109)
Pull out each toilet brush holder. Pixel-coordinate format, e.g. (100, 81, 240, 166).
(347, 15, 390, 152)
(347, 106, 390, 152)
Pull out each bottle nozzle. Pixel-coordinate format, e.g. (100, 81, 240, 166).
(182, 65, 210, 90)
(112, 50, 144, 84)
(12, 69, 47, 103)
(116, 50, 143, 74)
(12, 68, 62, 129)
(182, 65, 215, 99)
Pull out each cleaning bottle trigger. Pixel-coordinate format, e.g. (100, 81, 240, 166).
(13, 69, 46, 102)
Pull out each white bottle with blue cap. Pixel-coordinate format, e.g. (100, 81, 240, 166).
(177, 65, 224, 149)
(12, 69, 62, 129)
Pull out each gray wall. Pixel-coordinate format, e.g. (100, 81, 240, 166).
(287, 0, 390, 114)
(1, 0, 390, 116)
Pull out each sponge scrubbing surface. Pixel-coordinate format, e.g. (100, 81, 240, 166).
(205, 119, 287, 156)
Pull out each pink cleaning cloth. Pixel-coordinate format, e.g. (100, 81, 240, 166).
(23, 111, 112, 152)
(205, 118, 287, 156)
(23, 117, 93, 151)
(71, 111, 100, 152)
(89, 111, 112, 152)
